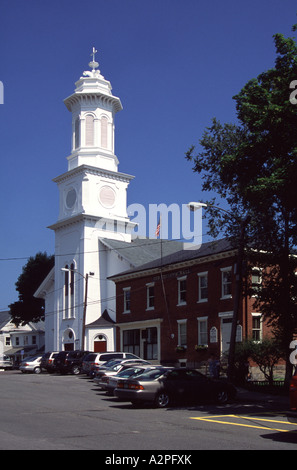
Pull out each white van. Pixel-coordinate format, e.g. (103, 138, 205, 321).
(82, 352, 140, 376)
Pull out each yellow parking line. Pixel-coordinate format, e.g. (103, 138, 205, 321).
(190, 415, 297, 433)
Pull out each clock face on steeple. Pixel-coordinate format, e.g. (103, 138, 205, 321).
(98, 185, 116, 208)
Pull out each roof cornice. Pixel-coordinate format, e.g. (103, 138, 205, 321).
(109, 249, 237, 283)
(52, 164, 134, 185)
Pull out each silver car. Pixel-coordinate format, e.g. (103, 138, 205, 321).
(105, 365, 161, 396)
(0, 355, 13, 370)
(93, 359, 151, 387)
(19, 355, 43, 374)
(114, 367, 236, 407)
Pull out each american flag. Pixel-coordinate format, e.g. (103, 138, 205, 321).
(155, 218, 161, 237)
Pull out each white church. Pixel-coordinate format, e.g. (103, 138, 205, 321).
(35, 50, 182, 353)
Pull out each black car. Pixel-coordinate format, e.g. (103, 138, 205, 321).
(54, 350, 92, 375)
(155, 368, 237, 407)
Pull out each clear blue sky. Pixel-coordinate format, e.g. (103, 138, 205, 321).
(0, 0, 296, 311)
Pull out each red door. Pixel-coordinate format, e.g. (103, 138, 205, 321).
(94, 340, 107, 353)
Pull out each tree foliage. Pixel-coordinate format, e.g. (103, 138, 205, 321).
(186, 28, 297, 381)
(9, 252, 54, 326)
(234, 338, 284, 385)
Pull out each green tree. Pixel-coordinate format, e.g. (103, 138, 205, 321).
(233, 338, 284, 386)
(186, 27, 297, 385)
(9, 252, 54, 326)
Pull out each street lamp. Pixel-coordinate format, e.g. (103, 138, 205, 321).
(187, 201, 250, 382)
(61, 268, 94, 350)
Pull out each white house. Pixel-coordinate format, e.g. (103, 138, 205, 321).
(0, 311, 45, 364)
(35, 50, 182, 353)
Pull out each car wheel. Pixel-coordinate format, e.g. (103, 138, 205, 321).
(216, 389, 229, 404)
(155, 391, 171, 408)
(71, 365, 80, 375)
(34, 367, 42, 374)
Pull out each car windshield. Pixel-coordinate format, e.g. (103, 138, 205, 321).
(117, 367, 145, 378)
(105, 359, 123, 368)
(137, 368, 166, 381)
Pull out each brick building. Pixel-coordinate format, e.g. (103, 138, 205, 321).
(110, 238, 272, 368)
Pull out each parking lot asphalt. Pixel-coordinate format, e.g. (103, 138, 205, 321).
(235, 386, 289, 408)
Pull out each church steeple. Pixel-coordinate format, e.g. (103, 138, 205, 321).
(64, 47, 122, 172)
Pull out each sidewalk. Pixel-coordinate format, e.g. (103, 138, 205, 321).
(235, 386, 290, 408)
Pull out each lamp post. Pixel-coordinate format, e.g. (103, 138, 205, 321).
(61, 268, 94, 350)
(187, 202, 250, 382)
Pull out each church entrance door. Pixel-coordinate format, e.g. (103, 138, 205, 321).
(94, 336, 107, 353)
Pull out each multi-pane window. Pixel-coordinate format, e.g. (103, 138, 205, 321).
(178, 276, 187, 305)
(146, 283, 155, 310)
(197, 317, 208, 346)
(221, 267, 232, 298)
(177, 320, 187, 348)
(198, 272, 208, 302)
(145, 327, 158, 360)
(251, 267, 262, 296)
(252, 314, 262, 341)
(123, 287, 131, 313)
(123, 329, 140, 356)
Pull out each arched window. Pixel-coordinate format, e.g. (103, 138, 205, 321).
(74, 118, 80, 149)
(85, 114, 94, 146)
(70, 263, 75, 318)
(64, 264, 69, 318)
(101, 116, 108, 148)
(64, 263, 75, 319)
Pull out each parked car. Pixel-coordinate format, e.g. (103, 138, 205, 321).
(0, 355, 13, 370)
(61, 350, 92, 375)
(41, 351, 59, 373)
(94, 360, 151, 388)
(114, 367, 236, 407)
(103, 365, 161, 396)
(19, 355, 43, 374)
(82, 352, 140, 376)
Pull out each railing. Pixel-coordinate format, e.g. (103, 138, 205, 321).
(245, 380, 286, 393)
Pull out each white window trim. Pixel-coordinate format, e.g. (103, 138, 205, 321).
(146, 282, 155, 311)
(251, 312, 262, 342)
(220, 266, 232, 300)
(197, 271, 208, 303)
(177, 275, 187, 306)
(123, 287, 131, 313)
(177, 319, 187, 348)
(197, 316, 208, 347)
(251, 266, 262, 297)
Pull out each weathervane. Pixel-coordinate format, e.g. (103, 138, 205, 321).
(89, 47, 99, 71)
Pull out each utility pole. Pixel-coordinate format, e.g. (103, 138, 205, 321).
(81, 273, 89, 351)
(227, 216, 250, 381)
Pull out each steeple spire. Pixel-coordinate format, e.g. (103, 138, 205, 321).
(89, 46, 99, 71)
